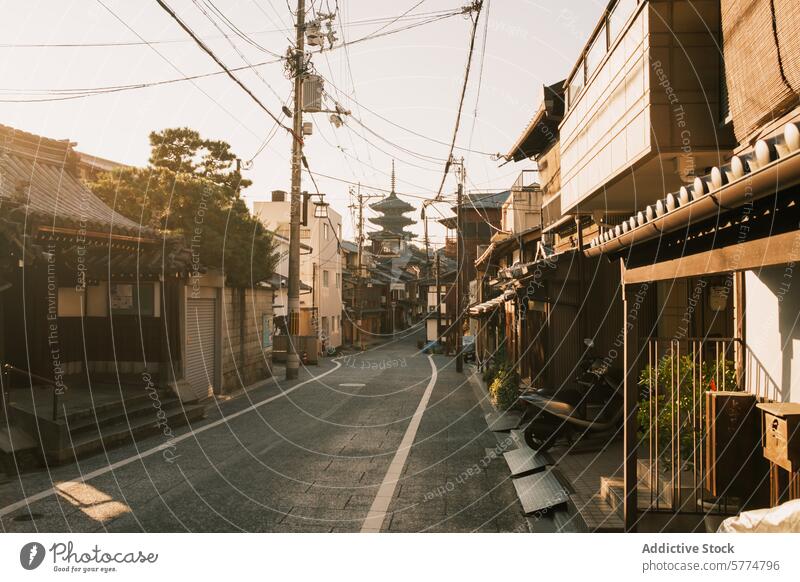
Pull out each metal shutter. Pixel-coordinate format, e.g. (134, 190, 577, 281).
(186, 297, 217, 400)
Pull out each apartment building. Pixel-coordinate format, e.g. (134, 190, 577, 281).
(254, 191, 343, 351)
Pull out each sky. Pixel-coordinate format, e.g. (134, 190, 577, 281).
(0, 0, 602, 245)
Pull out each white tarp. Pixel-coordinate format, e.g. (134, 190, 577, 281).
(718, 499, 800, 533)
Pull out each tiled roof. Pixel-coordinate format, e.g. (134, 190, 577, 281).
(340, 240, 359, 253)
(458, 190, 511, 210)
(0, 124, 146, 236)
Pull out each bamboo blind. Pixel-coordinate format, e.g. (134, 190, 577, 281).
(722, 0, 800, 143)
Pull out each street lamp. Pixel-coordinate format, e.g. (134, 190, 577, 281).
(313, 196, 329, 218)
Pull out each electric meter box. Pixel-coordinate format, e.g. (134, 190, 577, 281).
(756, 402, 800, 472)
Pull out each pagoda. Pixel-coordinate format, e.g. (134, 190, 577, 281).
(368, 161, 415, 256)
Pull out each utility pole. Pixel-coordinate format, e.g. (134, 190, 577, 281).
(286, 0, 306, 380)
(455, 157, 465, 373)
(349, 184, 379, 351)
(355, 184, 363, 350)
(435, 251, 441, 343)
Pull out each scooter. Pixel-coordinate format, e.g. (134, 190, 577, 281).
(519, 339, 622, 453)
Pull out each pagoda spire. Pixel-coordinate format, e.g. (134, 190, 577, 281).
(367, 162, 416, 251)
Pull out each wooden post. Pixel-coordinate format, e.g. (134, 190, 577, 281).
(623, 270, 640, 532)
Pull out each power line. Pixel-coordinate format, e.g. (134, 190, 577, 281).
(0, 10, 459, 48)
(192, 0, 285, 101)
(434, 0, 484, 200)
(322, 63, 498, 158)
(304, 168, 450, 202)
(466, 0, 489, 153)
(93, 0, 267, 141)
(154, 0, 299, 142)
(0, 56, 284, 102)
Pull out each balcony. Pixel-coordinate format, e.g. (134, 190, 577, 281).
(559, 0, 734, 214)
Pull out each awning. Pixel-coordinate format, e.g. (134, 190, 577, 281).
(468, 295, 505, 317)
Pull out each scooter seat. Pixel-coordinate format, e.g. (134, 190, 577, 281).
(518, 392, 577, 417)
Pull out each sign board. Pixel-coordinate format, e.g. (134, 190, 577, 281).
(262, 314, 274, 349)
(109, 283, 134, 311)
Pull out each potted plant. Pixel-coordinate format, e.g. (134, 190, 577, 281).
(638, 351, 738, 472)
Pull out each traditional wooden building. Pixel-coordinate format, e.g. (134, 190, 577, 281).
(0, 124, 206, 464)
(587, 0, 800, 531)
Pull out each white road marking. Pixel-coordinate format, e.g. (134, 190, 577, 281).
(338, 383, 365, 387)
(361, 355, 438, 533)
(0, 361, 342, 519)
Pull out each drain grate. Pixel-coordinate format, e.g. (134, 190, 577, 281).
(512, 469, 571, 515)
(484, 411, 522, 432)
(503, 447, 551, 477)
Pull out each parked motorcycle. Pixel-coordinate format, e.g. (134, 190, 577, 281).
(519, 339, 622, 453)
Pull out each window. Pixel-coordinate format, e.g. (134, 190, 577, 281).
(323, 270, 330, 287)
(568, 62, 585, 109)
(323, 223, 329, 240)
(57, 287, 85, 317)
(109, 282, 155, 316)
(585, 23, 607, 76)
(335, 272, 340, 288)
(608, 0, 637, 43)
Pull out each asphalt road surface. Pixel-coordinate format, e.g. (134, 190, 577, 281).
(0, 333, 528, 532)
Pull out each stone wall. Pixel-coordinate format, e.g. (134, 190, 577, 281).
(221, 286, 274, 393)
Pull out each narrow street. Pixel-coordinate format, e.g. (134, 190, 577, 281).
(0, 334, 527, 533)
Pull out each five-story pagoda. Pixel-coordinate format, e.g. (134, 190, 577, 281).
(368, 162, 415, 256)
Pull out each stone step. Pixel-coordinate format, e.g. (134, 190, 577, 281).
(66, 395, 185, 437)
(47, 403, 206, 464)
(600, 473, 673, 514)
(58, 391, 159, 425)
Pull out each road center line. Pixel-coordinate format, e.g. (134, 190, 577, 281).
(361, 355, 437, 533)
(0, 361, 342, 519)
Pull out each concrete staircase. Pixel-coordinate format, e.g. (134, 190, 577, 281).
(3, 391, 205, 468)
(599, 460, 669, 514)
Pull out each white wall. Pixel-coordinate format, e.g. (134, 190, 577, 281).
(560, 6, 648, 211)
(307, 207, 342, 348)
(745, 268, 800, 403)
(254, 200, 343, 348)
(253, 200, 292, 232)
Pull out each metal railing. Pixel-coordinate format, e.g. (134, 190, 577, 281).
(639, 337, 743, 515)
(2, 363, 63, 421)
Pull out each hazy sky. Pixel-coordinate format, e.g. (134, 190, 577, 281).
(0, 0, 601, 244)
